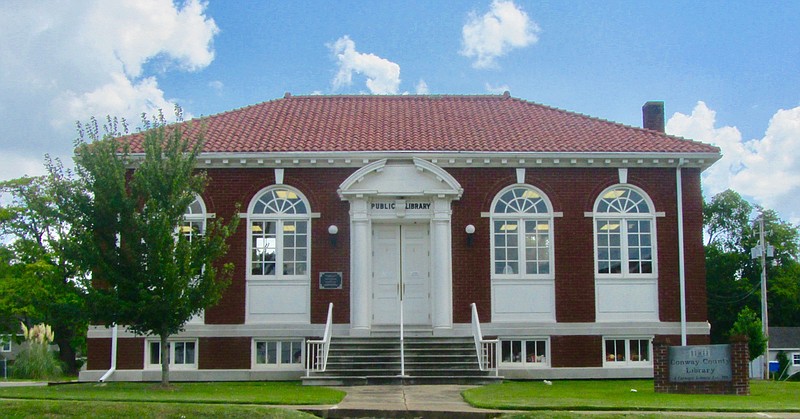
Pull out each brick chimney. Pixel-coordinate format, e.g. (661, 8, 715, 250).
(642, 101, 665, 133)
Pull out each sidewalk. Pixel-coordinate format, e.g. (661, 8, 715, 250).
(300, 384, 512, 419)
(0, 381, 48, 387)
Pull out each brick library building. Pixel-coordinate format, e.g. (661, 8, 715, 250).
(81, 93, 720, 383)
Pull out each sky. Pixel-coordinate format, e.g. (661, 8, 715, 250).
(1, 0, 799, 223)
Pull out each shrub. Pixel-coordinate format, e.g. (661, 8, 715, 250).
(12, 323, 62, 380)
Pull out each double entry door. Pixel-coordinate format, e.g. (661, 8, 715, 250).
(371, 223, 431, 326)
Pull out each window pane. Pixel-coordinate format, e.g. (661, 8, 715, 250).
(252, 221, 277, 276)
(626, 220, 653, 276)
(267, 342, 277, 364)
(185, 342, 195, 364)
(501, 340, 512, 362)
(150, 342, 160, 365)
(174, 342, 185, 364)
(511, 341, 522, 362)
(256, 342, 267, 364)
(281, 341, 292, 364)
(290, 341, 302, 364)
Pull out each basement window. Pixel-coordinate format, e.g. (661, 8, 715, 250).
(253, 339, 304, 368)
(146, 340, 197, 370)
(603, 338, 651, 367)
(500, 338, 548, 367)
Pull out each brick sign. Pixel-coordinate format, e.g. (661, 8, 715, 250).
(668, 344, 732, 382)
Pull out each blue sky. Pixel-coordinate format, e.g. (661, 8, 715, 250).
(1, 0, 799, 222)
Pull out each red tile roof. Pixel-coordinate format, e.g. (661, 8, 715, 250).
(128, 94, 720, 155)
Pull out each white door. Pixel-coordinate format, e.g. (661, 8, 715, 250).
(372, 224, 431, 326)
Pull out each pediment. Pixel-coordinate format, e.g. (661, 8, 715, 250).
(338, 158, 462, 199)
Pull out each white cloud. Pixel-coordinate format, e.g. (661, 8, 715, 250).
(0, 152, 48, 181)
(460, 0, 540, 69)
(667, 102, 800, 223)
(330, 36, 401, 95)
(208, 80, 224, 94)
(0, 0, 217, 181)
(415, 79, 430, 95)
(485, 83, 510, 94)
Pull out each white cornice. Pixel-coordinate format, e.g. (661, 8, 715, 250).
(126, 151, 721, 171)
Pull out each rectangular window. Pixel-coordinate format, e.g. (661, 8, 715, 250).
(494, 220, 519, 275)
(626, 220, 653, 274)
(500, 339, 548, 366)
(604, 338, 651, 366)
(524, 220, 550, 275)
(1, 336, 10, 352)
(793, 353, 800, 366)
(251, 221, 277, 275)
(282, 221, 308, 275)
(596, 220, 622, 274)
(254, 340, 304, 367)
(147, 340, 197, 369)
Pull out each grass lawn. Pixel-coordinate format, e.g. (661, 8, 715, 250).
(1, 399, 318, 418)
(0, 381, 345, 405)
(463, 379, 800, 413)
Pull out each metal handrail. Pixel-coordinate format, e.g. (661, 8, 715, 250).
(470, 302, 499, 376)
(305, 303, 333, 376)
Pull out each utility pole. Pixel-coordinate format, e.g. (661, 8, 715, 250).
(756, 216, 770, 380)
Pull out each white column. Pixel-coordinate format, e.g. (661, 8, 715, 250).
(431, 197, 453, 329)
(350, 198, 371, 335)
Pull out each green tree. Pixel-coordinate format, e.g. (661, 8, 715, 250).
(51, 111, 238, 386)
(704, 190, 800, 343)
(0, 176, 88, 373)
(729, 306, 767, 361)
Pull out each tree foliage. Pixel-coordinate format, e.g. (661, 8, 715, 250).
(729, 306, 767, 361)
(704, 189, 800, 344)
(50, 110, 238, 385)
(0, 175, 88, 373)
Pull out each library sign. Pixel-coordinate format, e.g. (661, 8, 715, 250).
(669, 344, 732, 382)
(369, 199, 432, 217)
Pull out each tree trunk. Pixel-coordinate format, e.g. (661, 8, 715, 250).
(160, 333, 170, 387)
(55, 334, 78, 374)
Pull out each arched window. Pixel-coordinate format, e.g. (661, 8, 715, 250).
(181, 195, 207, 241)
(248, 187, 310, 278)
(594, 186, 656, 277)
(490, 186, 554, 278)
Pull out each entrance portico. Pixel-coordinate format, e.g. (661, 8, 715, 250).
(338, 158, 463, 335)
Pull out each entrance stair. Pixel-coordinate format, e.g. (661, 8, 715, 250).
(302, 336, 502, 386)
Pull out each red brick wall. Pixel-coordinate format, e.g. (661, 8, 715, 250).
(201, 168, 354, 325)
(197, 164, 708, 328)
(198, 337, 251, 369)
(87, 337, 144, 370)
(551, 335, 603, 367)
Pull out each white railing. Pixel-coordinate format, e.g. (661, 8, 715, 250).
(471, 302, 499, 376)
(305, 303, 333, 377)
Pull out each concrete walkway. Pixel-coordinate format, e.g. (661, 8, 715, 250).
(301, 384, 510, 418)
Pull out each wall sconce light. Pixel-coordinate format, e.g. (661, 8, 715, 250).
(465, 224, 476, 246)
(328, 225, 339, 247)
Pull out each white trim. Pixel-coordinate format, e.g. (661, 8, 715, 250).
(499, 336, 551, 368)
(144, 338, 199, 371)
(128, 151, 721, 171)
(602, 336, 654, 367)
(251, 338, 305, 370)
(274, 168, 284, 185)
(618, 168, 628, 184)
(676, 165, 687, 345)
(245, 185, 312, 324)
(592, 184, 659, 280)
